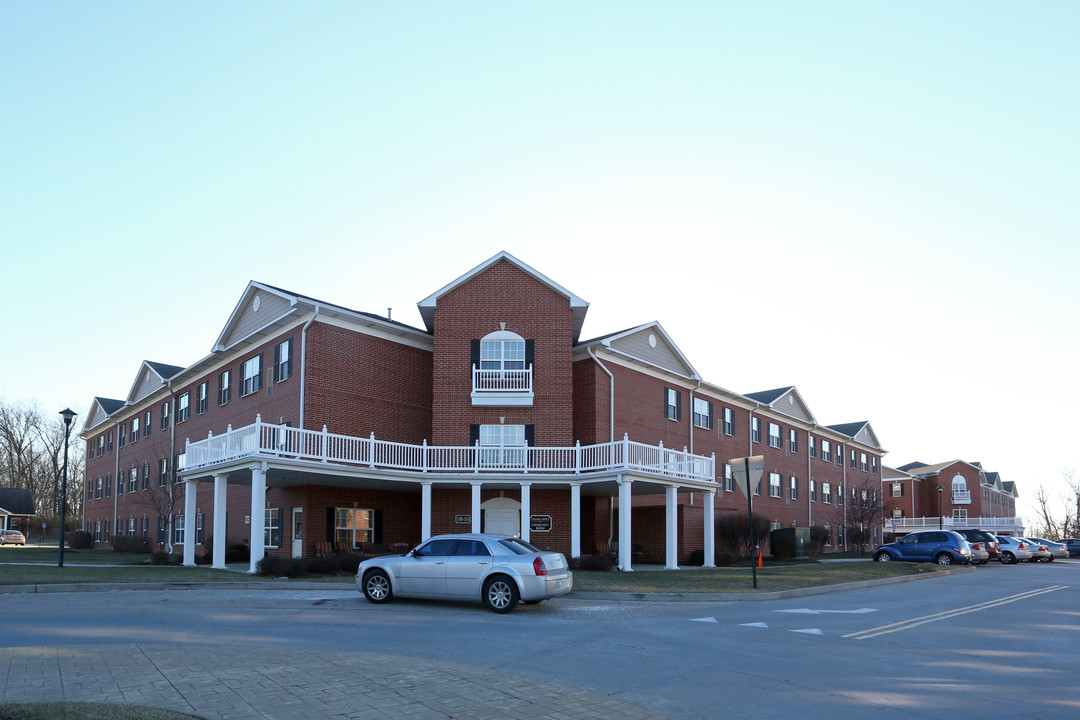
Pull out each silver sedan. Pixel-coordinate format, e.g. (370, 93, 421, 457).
(996, 536, 1034, 564)
(356, 533, 573, 613)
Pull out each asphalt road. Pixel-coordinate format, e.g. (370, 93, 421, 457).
(1, 560, 1077, 719)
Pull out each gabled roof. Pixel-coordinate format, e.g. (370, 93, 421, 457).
(983, 471, 999, 486)
(0, 488, 34, 516)
(576, 322, 698, 380)
(1001, 480, 1017, 497)
(896, 461, 929, 472)
(81, 397, 126, 433)
(745, 387, 817, 425)
(881, 466, 917, 481)
(146, 361, 184, 379)
(126, 360, 186, 405)
(900, 459, 979, 476)
(417, 252, 589, 341)
(826, 421, 883, 450)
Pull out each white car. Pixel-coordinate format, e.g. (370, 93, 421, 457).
(996, 536, 1034, 564)
(356, 533, 573, 613)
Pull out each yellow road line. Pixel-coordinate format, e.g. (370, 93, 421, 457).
(845, 586, 1068, 640)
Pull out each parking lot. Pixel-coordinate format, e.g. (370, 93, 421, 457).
(1, 558, 1077, 719)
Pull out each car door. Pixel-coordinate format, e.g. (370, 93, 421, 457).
(916, 532, 947, 560)
(444, 538, 494, 598)
(896, 534, 919, 560)
(396, 538, 457, 597)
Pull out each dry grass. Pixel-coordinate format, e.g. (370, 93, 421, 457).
(0, 702, 200, 719)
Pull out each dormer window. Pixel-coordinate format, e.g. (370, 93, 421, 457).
(471, 331, 534, 406)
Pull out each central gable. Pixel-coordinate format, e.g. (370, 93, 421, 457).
(745, 387, 816, 424)
(580, 322, 698, 379)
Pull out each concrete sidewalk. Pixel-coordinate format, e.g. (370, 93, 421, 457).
(0, 643, 678, 720)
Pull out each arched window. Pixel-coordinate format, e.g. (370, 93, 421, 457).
(471, 330, 534, 404)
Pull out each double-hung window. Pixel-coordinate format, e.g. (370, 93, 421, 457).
(107, 430, 114, 452)
(119, 426, 126, 448)
(274, 339, 292, 382)
(722, 407, 734, 436)
(809, 479, 817, 502)
(176, 392, 190, 423)
(128, 468, 138, 494)
(142, 463, 150, 490)
(130, 417, 139, 444)
(768, 422, 781, 448)
(98, 436, 105, 457)
(242, 354, 263, 396)
(836, 445, 843, 466)
(264, 508, 282, 548)
(692, 397, 712, 430)
(664, 388, 681, 421)
(160, 401, 170, 430)
(788, 429, 798, 453)
(768, 472, 782, 498)
(891, 482, 903, 498)
(128, 518, 137, 536)
(218, 370, 231, 406)
(751, 417, 761, 443)
(871, 457, 878, 474)
(789, 475, 799, 500)
(808, 435, 815, 457)
(479, 424, 527, 468)
(159, 457, 169, 486)
(821, 440, 831, 462)
(196, 382, 208, 415)
(723, 463, 734, 493)
(335, 508, 374, 550)
(860, 452, 868, 472)
(196, 513, 205, 545)
(174, 453, 186, 482)
(850, 449, 857, 468)
(174, 514, 185, 545)
(822, 482, 832, 504)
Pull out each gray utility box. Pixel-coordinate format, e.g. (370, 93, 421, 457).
(770, 527, 810, 559)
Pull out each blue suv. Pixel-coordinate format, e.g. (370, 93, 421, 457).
(873, 531, 972, 565)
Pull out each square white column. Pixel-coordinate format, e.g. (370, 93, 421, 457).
(665, 485, 679, 570)
(618, 477, 633, 572)
(471, 483, 482, 534)
(421, 482, 432, 541)
(520, 483, 531, 542)
(248, 466, 266, 574)
(212, 474, 228, 569)
(703, 489, 716, 568)
(570, 483, 581, 558)
(182, 479, 198, 567)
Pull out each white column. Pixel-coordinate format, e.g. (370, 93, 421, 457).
(248, 465, 266, 574)
(570, 482, 582, 558)
(471, 482, 482, 534)
(421, 482, 432, 541)
(182, 479, 198, 567)
(703, 489, 716, 568)
(665, 485, 679, 570)
(618, 477, 633, 572)
(212, 474, 228, 569)
(520, 482, 532, 542)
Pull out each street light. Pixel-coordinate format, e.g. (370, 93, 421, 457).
(937, 485, 944, 530)
(58, 408, 77, 568)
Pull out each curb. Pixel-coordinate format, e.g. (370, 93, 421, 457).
(0, 565, 974, 597)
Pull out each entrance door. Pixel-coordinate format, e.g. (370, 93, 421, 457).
(291, 508, 303, 559)
(481, 497, 521, 536)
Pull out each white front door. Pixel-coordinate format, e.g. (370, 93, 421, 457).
(291, 508, 303, 559)
(481, 497, 521, 536)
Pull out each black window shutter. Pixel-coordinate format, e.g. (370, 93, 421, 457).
(373, 509, 383, 544)
(470, 340, 480, 370)
(676, 390, 682, 421)
(469, 424, 480, 445)
(524, 424, 535, 446)
(273, 344, 280, 383)
(525, 339, 535, 379)
(258, 352, 264, 389)
(708, 400, 714, 429)
(326, 507, 335, 547)
(663, 387, 668, 417)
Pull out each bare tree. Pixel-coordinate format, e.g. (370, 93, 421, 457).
(828, 475, 897, 557)
(1029, 471, 1079, 540)
(128, 479, 182, 553)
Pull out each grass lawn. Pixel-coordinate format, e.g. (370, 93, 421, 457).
(0, 546, 159, 566)
(0, 701, 199, 720)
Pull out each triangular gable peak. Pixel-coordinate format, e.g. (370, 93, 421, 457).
(905, 459, 978, 477)
(747, 387, 817, 425)
(417, 252, 589, 341)
(882, 466, 917, 482)
(126, 361, 178, 405)
(583, 322, 698, 380)
(81, 397, 125, 434)
(827, 421, 883, 450)
(214, 282, 301, 352)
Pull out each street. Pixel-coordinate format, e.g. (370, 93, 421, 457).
(1, 561, 1077, 719)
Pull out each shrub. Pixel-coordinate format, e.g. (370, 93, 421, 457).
(257, 553, 364, 578)
(111, 535, 149, 553)
(571, 553, 616, 571)
(715, 512, 772, 561)
(225, 544, 250, 563)
(807, 525, 830, 559)
(68, 530, 93, 550)
(196, 536, 213, 565)
(685, 549, 705, 566)
(150, 550, 172, 565)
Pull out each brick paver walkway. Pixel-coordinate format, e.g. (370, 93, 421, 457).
(1, 644, 679, 720)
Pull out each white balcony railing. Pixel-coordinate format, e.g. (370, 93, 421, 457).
(185, 415, 715, 483)
(887, 516, 1023, 531)
(952, 490, 971, 504)
(472, 365, 533, 393)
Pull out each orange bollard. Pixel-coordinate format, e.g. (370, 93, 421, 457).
(756, 550, 763, 568)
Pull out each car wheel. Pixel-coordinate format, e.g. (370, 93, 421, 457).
(1001, 552, 1015, 564)
(873, 552, 891, 562)
(362, 570, 393, 604)
(483, 575, 519, 614)
(1043, 557, 1054, 563)
(935, 553, 953, 565)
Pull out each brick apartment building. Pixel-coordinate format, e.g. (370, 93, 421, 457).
(81, 251, 1002, 572)
(882, 461, 1021, 537)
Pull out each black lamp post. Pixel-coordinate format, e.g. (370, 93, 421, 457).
(58, 408, 77, 568)
(937, 485, 944, 530)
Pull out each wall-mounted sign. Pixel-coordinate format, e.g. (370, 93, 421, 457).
(455, 514, 471, 524)
(529, 515, 552, 532)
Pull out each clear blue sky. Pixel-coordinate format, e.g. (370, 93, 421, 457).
(2, 3, 1077, 524)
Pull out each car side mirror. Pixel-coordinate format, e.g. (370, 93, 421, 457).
(410, 549, 423, 558)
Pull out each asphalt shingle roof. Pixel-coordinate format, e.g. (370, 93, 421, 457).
(744, 387, 794, 404)
(0, 488, 34, 515)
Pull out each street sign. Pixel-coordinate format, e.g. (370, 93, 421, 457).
(729, 455, 764, 498)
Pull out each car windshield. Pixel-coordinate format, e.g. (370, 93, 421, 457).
(498, 537, 541, 555)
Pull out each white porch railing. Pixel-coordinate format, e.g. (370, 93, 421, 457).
(185, 415, 715, 482)
(472, 365, 533, 393)
(887, 516, 1023, 531)
(952, 490, 971, 504)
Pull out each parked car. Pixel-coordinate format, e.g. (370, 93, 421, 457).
(1061, 538, 1080, 557)
(356, 533, 573, 613)
(0, 529, 25, 546)
(1021, 538, 1052, 562)
(1026, 537, 1068, 561)
(995, 535, 1033, 564)
(873, 531, 972, 565)
(954, 529, 1000, 561)
(966, 542, 990, 565)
